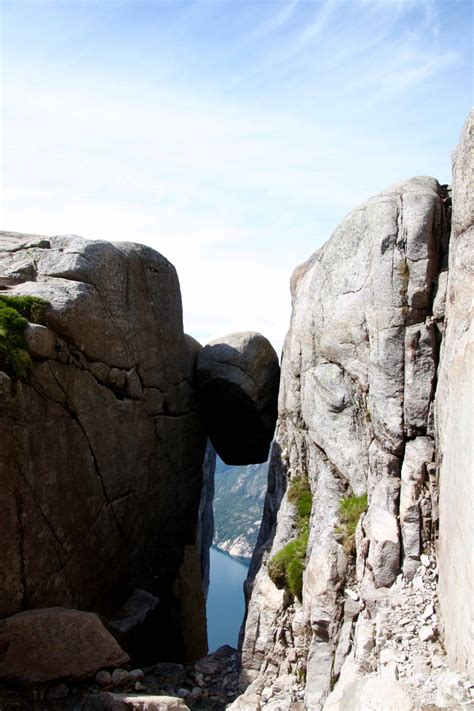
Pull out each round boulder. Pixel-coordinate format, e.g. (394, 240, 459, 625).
(196, 332, 280, 465)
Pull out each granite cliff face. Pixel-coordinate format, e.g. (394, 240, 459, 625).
(435, 112, 473, 677)
(234, 114, 473, 710)
(0, 234, 208, 663)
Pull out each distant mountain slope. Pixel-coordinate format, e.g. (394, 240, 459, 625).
(213, 457, 268, 559)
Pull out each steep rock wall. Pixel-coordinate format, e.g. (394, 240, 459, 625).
(236, 176, 451, 709)
(435, 111, 473, 676)
(0, 233, 208, 662)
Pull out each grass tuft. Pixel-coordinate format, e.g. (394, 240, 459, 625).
(268, 474, 312, 601)
(335, 493, 368, 556)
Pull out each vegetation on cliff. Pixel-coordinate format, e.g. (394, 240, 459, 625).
(268, 474, 312, 600)
(335, 493, 368, 556)
(0, 295, 47, 377)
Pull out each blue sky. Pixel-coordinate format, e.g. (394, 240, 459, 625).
(1, 0, 472, 351)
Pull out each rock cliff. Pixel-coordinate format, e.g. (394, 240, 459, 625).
(234, 115, 473, 711)
(435, 111, 473, 677)
(0, 234, 208, 663)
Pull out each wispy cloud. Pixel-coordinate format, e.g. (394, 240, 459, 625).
(0, 0, 471, 351)
(296, 0, 340, 47)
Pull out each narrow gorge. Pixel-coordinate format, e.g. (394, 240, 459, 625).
(0, 112, 472, 711)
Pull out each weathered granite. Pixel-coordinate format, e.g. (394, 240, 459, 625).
(436, 111, 474, 676)
(237, 176, 450, 709)
(0, 233, 207, 663)
(196, 331, 280, 464)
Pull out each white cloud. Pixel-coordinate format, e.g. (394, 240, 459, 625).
(0, 0, 469, 353)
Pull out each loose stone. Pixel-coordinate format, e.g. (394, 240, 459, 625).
(95, 670, 112, 687)
(111, 668, 129, 686)
(419, 625, 436, 642)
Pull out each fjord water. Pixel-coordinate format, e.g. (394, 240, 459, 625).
(207, 546, 250, 652)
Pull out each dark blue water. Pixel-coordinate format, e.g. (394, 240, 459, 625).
(206, 546, 249, 652)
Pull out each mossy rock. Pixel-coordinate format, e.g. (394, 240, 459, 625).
(268, 532, 308, 600)
(268, 473, 313, 601)
(0, 295, 48, 378)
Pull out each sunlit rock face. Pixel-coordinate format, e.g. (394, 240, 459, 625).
(436, 111, 474, 677)
(235, 174, 454, 709)
(196, 331, 280, 465)
(0, 233, 208, 663)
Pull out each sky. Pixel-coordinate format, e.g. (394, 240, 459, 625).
(0, 0, 472, 353)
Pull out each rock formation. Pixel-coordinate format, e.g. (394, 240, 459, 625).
(0, 114, 472, 711)
(0, 233, 208, 663)
(234, 113, 473, 711)
(0, 608, 129, 683)
(435, 111, 473, 677)
(196, 331, 280, 465)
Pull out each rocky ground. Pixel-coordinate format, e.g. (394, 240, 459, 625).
(1, 556, 472, 711)
(0, 646, 240, 711)
(324, 550, 474, 711)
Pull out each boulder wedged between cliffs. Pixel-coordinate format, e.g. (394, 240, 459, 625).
(196, 331, 280, 465)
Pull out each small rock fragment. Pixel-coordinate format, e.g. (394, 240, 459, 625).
(380, 648, 395, 665)
(111, 668, 129, 687)
(419, 625, 436, 642)
(129, 669, 145, 683)
(46, 684, 69, 700)
(25, 323, 56, 359)
(96, 670, 112, 687)
(423, 604, 435, 620)
(412, 576, 424, 590)
(345, 588, 359, 601)
(431, 654, 444, 669)
(194, 671, 204, 687)
(380, 661, 399, 681)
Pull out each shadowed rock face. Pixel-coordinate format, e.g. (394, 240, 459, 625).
(196, 332, 280, 465)
(0, 233, 207, 663)
(0, 608, 130, 684)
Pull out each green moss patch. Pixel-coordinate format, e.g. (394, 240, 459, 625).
(287, 474, 312, 532)
(0, 295, 48, 378)
(268, 474, 312, 601)
(335, 493, 368, 556)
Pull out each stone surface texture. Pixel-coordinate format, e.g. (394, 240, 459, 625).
(83, 694, 191, 711)
(0, 233, 208, 663)
(435, 110, 474, 677)
(196, 331, 280, 464)
(0, 608, 129, 683)
(236, 175, 459, 709)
